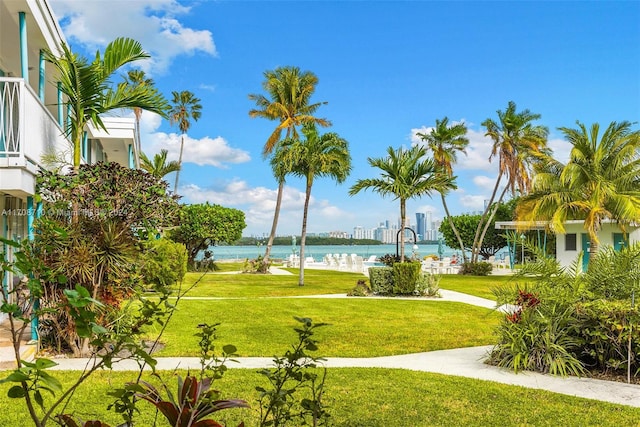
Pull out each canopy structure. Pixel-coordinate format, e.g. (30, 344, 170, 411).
(494, 221, 550, 269)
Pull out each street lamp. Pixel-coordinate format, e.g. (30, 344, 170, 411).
(396, 226, 418, 259)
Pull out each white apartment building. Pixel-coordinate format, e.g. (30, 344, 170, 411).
(1, 0, 139, 321)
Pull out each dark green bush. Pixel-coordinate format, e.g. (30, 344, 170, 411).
(141, 238, 187, 287)
(368, 267, 393, 295)
(392, 262, 421, 295)
(459, 261, 492, 276)
(575, 300, 640, 374)
(348, 279, 372, 297)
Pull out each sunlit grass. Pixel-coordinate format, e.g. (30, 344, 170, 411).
(147, 298, 499, 357)
(2, 369, 639, 426)
(182, 269, 363, 297)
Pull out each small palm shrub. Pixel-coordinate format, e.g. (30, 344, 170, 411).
(458, 261, 492, 276)
(348, 279, 372, 296)
(415, 273, 441, 297)
(378, 253, 400, 267)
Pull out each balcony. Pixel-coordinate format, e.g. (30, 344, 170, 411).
(0, 77, 72, 197)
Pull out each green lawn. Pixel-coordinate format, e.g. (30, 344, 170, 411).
(148, 298, 500, 357)
(438, 274, 530, 300)
(181, 269, 363, 297)
(1, 369, 638, 426)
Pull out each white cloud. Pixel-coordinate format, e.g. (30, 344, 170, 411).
(456, 128, 495, 171)
(409, 126, 433, 146)
(472, 175, 496, 192)
(548, 136, 571, 164)
(458, 195, 487, 210)
(133, 110, 249, 167)
(150, 133, 250, 167)
(50, 0, 216, 74)
(179, 182, 352, 235)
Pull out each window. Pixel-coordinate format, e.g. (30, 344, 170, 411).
(565, 234, 577, 251)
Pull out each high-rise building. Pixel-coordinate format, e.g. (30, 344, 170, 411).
(415, 212, 425, 241)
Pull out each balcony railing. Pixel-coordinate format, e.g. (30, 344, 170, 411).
(0, 77, 71, 169)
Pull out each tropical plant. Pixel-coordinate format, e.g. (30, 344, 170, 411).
(256, 317, 330, 427)
(34, 162, 179, 356)
(273, 124, 352, 285)
(124, 69, 164, 166)
(135, 376, 248, 427)
(43, 37, 169, 170)
(169, 203, 246, 267)
(248, 66, 331, 268)
(517, 121, 640, 261)
(349, 145, 453, 261)
(140, 238, 188, 289)
(140, 149, 181, 179)
(170, 90, 202, 194)
(471, 101, 548, 263)
(417, 117, 469, 261)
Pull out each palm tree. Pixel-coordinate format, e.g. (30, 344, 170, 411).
(349, 145, 453, 261)
(124, 70, 162, 167)
(275, 124, 351, 285)
(169, 90, 202, 195)
(518, 121, 640, 262)
(472, 101, 549, 262)
(248, 66, 331, 267)
(417, 117, 469, 262)
(44, 37, 169, 171)
(140, 149, 181, 179)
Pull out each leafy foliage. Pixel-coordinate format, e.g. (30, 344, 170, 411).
(169, 203, 246, 267)
(368, 267, 394, 295)
(141, 238, 188, 288)
(256, 317, 330, 427)
(392, 262, 421, 295)
(458, 262, 493, 276)
(490, 244, 640, 378)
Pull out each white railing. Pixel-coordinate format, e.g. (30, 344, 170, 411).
(0, 77, 72, 168)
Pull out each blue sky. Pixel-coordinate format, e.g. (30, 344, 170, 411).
(49, 0, 640, 237)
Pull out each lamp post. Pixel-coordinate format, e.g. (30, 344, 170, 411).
(396, 226, 418, 259)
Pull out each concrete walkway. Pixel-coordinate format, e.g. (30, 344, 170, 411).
(42, 346, 640, 408)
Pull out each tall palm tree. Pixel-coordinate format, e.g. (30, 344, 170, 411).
(518, 121, 640, 262)
(44, 37, 169, 171)
(248, 66, 331, 267)
(124, 70, 162, 167)
(349, 145, 453, 261)
(472, 101, 549, 262)
(140, 149, 181, 179)
(169, 90, 202, 195)
(417, 117, 469, 261)
(275, 124, 351, 285)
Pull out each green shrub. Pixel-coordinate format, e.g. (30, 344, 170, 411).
(348, 279, 372, 297)
(369, 267, 393, 295)
(584, 244, 640, 299)
(489, 294, 585, 377)
(392, 262, 421, 295)
(141, 238, 187, 287)
(575, 300, 640, 374)
(459, 261, 492, 276)
(243, 255, 271, 274)
(415, 273, 441, 297)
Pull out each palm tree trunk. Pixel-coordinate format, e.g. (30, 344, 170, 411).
(400, 199, 407, 261)
(471, 173, 503, 262)
(298, 177, 313, 286)
(441, 193, 468, 263)
(134, 110, 142, 167)
(476, 185, 510, 261)
(173, 134, 185, 194)
(263, 180, 284, 268)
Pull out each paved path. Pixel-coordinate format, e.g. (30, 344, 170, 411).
(43, 345, 640, 408)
